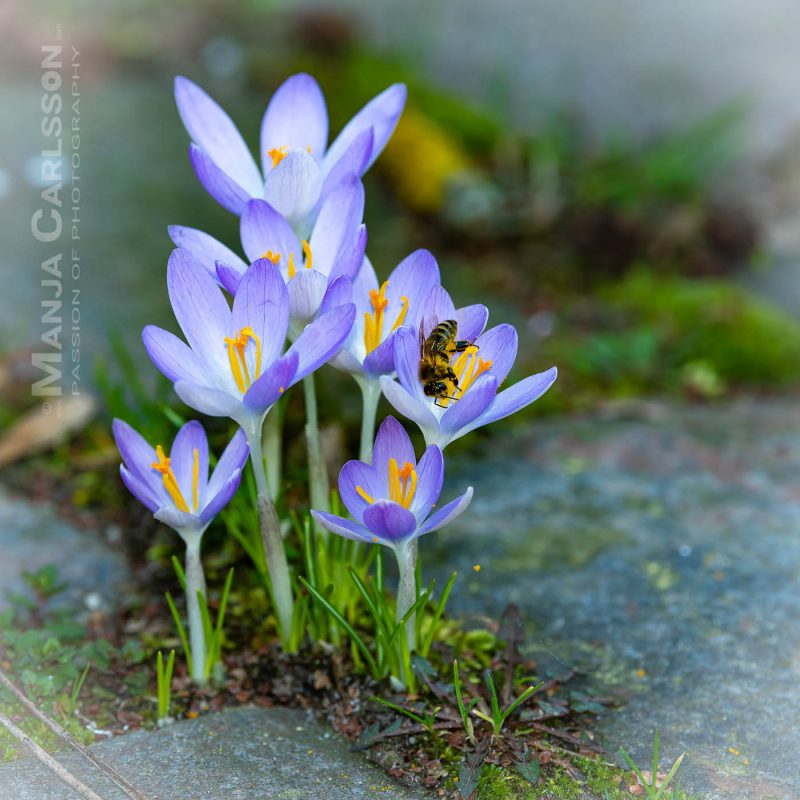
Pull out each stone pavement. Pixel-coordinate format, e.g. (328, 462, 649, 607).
(0, 486, 129, 615)
(0, 706, 426, 800)
(430, 398, 800, 800)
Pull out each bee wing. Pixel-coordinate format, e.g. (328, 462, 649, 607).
(419, 313, 439, 356)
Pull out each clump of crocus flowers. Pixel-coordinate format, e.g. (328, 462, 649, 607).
(115, 71, 557, 685)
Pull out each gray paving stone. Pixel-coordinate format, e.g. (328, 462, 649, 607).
(0, 705, 426, 800)
(0, 487, 129, 615)
(429, 398, 800, 800)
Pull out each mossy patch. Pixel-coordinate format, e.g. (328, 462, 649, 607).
(494, 524, 628, 573)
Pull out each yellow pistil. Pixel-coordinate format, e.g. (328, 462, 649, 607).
(223, 326, 262, 394)
(388, 458, 417, 509)
(267, 145, 288, 168)
(151, 445, 201, 513)
(363, 281, 409, 355)
(261, 250, 281, 265)
(438, 345, 493, 408)
(287, 240, 313, 280)
(192, 447, 199, 511)
(356, 486, 374, 504)
(355, 458, 417, 511)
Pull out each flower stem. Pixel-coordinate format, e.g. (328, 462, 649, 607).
(184, 538, 207, 683)
(358, 378, 381, 464)
(262, 399, 284, 499)
(395, 539, 419, 653)
(245, 421, 294, 649)
(302, 373, 330, 519)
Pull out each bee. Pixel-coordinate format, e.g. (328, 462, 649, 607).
(418, 319, 475, 406)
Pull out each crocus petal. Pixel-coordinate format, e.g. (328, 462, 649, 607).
(175, 381, 244, 420)
(240, 199, 300, 266)
(207, 429, 249, 500)
(243, 351, 299, 412)
(170, 420, 210, 503)
(363, 500, 417, 541)
(231, 258, 290, 368)
(288, 270, 329, 329)
(372, 416, 416, 478)
(260, 73, 328, 173)
(167, 248, 232, 382)
(330, 224, 368, 282)
(421, 286, 455, 334)
(409, 445, 444, 523)
(320, 275, 354, 315)
(319, 128, 374, 206)
(120, 465, 160, 514)
(154, 507, 202, 532)
(385, 249, 440, 317)
(199, 470, 242, 523)
(329, 347, 364, 374)
(454, 304, 489, 342)
(475, 324, 518, 385)
(113, 418, 153, 472)
(338, 460, 382, 523)
(113, 419, 163, 499)
(263, 149, 322, 230)
(168, 225, 248, 283)
(440, 373, 498, 435)
(142, 325, 206, 385)
(175, 77, 263, 196)
(311, 510, 374, 544)
(308, 175, 365, 278)
(323, 84, 407, 174)
(392, 326, 426, 400)
(189, 144, 252, 216)
(216, 261, 243, 295)
(288, 304, 356, 381)
(352, 255, 380, 315)
(462, 367, 558, 435)
(362, 331, 398, 377)
(380, 377, 440, 440)
(417, 487, 473, 536)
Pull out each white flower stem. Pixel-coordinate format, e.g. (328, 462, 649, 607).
(358, 378, 382, 464)
(262, 400, 284, 499)
(245, 421, 294, 649)
(395, 539, 419, 653)
(184, 537, 207, 683)
(303, 373, 330, 521)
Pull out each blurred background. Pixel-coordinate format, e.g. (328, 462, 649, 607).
(3, 0, 800, 436)
(3, 2, 800, 793)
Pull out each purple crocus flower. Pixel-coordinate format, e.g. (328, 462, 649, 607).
(169, 174, 366, 336)
(142, 249, 356, 437)
(312, 416, 472, 650)
(112, 419, 248, 536)
(332, 263, 487, 380)
(112, 418, 248, 682)
(381, 313, 558, 450)
(312, 416, 472, 547)
(174, 73, 406, 232)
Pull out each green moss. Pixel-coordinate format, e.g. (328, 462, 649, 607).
(530, 272, 800, 412)
(603, 271, 800, 386)
(494, 525, 627, 572)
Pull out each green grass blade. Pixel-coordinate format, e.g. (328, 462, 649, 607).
(165, 591, 192, 676)
(171, 556, 187, 592)
(420, 571, 456, 657)
(371, 696, 426, 726)
(501, 683, 542, 724)
(298, 577, 378, 677)
(485, 670, 501, 727)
